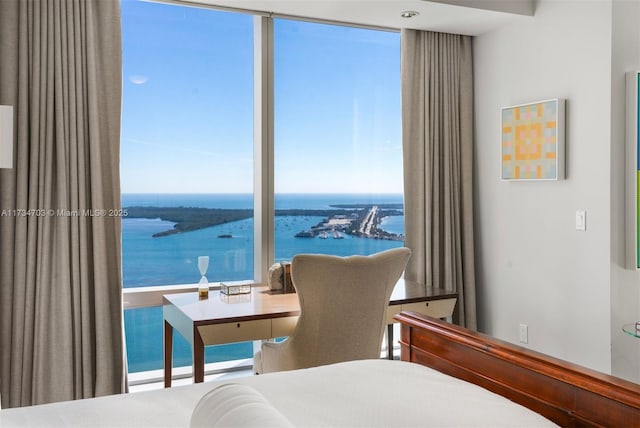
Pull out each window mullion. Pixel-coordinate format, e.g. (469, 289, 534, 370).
(253, 16, 275, 284)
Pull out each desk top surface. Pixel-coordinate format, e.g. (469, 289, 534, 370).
(389, 278, 456, 305)
(163, 279, 456, 324)
(164, 287, 299, 324)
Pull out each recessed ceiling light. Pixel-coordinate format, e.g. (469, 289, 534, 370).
(400, 11, 420, 19)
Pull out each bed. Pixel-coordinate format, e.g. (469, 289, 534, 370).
(0, 311, 638, 427)
(395, 311, 640, 427)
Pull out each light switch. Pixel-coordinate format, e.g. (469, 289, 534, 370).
(575, 210, 586, 231)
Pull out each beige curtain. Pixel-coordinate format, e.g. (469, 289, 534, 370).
(401, 30, 476, 329)
(0, 0, 124, 408)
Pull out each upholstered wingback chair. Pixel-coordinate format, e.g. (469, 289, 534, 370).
(253, 247, 411, 374)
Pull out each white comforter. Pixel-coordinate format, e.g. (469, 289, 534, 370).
(0, 359, 557, 427)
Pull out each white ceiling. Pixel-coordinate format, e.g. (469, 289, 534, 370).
(194, 0, 535, 36)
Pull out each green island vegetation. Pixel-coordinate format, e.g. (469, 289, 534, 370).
(125, 204, 404, 241)
(125, 207, 253, 237)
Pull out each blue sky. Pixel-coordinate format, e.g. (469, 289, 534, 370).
(120, 0, 402, 194)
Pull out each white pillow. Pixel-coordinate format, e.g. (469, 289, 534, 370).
(190, 383, 294, 428)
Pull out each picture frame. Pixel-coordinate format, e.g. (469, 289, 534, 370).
(501, 99, 565, 181)
(626, 72, 640, 270)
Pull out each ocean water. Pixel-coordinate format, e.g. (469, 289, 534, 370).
(123, 193, 404, 372)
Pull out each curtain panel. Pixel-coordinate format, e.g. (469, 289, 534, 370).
(0, 0, 124, 407)
(401, 30, 477, 328)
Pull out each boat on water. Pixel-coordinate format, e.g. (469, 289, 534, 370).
(217, 234, 233, 238)
(294, 230, 315, 238)
(319, 232, 329, 239)
(332, 230, 344, 239)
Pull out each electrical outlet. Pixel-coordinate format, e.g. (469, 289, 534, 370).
(519, 324, 528, 344)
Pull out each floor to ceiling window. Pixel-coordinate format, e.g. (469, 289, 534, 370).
(120, 0, 255, 373)
(273, 19, 403, 261)
(120, 0, 401, 377)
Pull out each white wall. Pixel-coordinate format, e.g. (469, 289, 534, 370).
(473, 0, 613, 373)
(610, 0, 640, 381)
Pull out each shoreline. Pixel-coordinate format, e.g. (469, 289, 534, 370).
(125, 204, 403, 240)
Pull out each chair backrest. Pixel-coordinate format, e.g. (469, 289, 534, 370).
(286, 247, 411, 368)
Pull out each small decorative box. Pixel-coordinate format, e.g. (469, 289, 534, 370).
(220, 281, 252, 295)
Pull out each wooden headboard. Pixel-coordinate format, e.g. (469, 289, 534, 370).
(394, 311, 640, 427)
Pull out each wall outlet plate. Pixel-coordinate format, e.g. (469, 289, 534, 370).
(519, 323, 528, 344)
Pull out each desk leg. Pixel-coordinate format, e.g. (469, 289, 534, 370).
(387, 324, 394, 360)
(193, 330, 205, 383)
(164, 320, 173, 388)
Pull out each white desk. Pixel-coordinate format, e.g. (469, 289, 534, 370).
(163, 280, 457, 386)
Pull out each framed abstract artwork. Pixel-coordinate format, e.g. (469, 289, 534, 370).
(626, 72, 640, 270)
(501, 99, 565, 181)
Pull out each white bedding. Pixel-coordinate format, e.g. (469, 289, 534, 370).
(0, 359, 558, 427)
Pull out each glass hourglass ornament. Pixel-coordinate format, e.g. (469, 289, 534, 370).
(197, 256, 210, 299)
